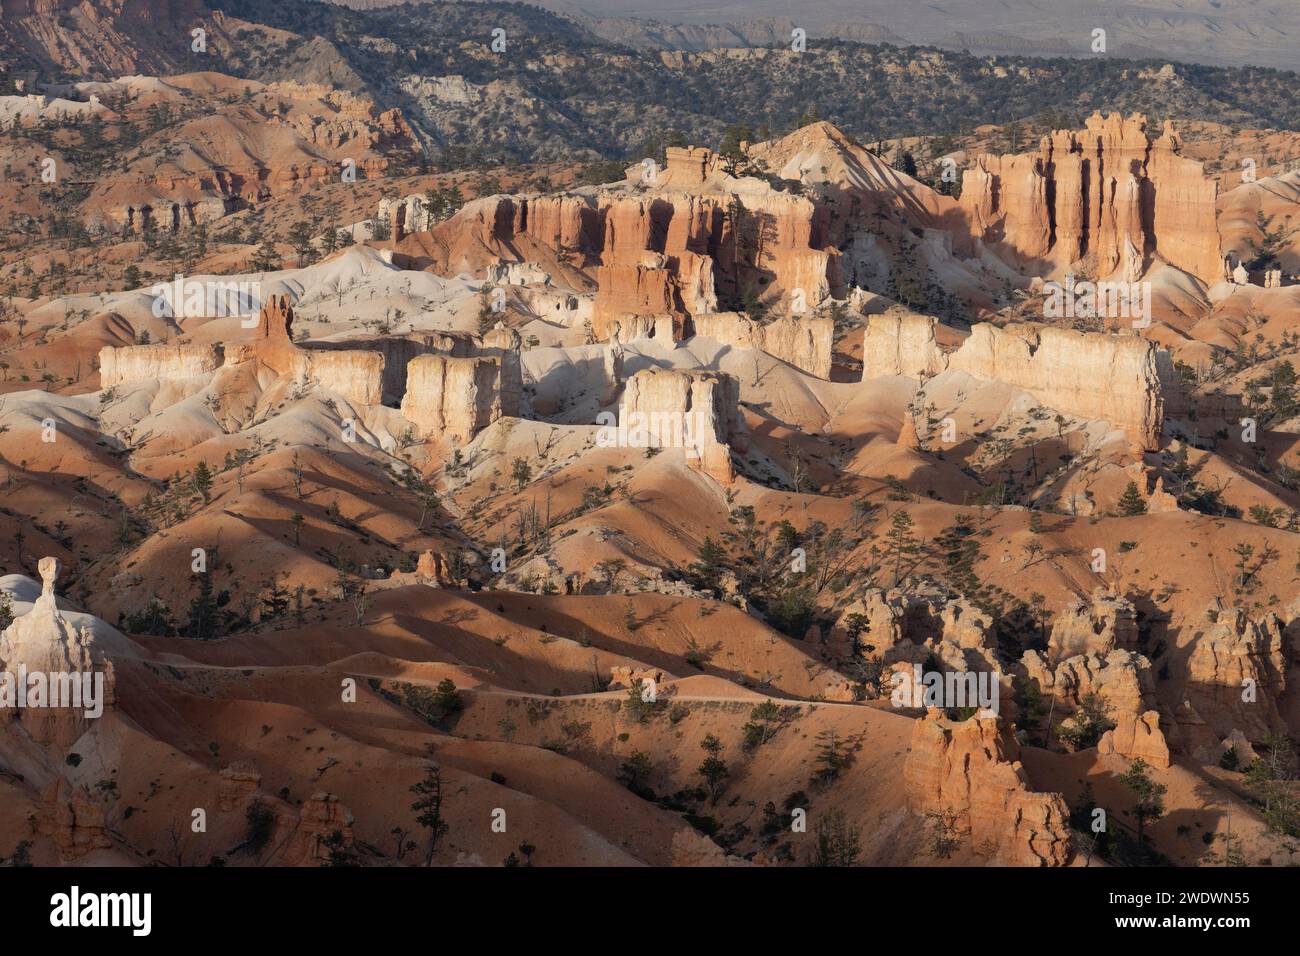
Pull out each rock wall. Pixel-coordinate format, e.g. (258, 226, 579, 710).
(690, 312, 833, 379)
(1183, 608, 1288, 743)
(860, 313, 947, 379)
(98, 343, 223, 387)
(229, 297, 392, 406)
(593, 254, 686, 341)
(619, 367, 745, 483)
(478, 325, 523, 417)
(903, 710, 1072, 866)
(607, 314, 682, 344)
(960, 112, 1220, 282)
(289, 350, 385, 407)
(423, 147, 835, 340)
(862, 315, 1167, 450)
(400, 354, 510, 443)
(1047, 590, 1140, 659)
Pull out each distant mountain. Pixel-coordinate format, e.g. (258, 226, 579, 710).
(8, 0, 1300, 166)
(526, 0, 1300, 70)
(0, 0, 211, 76)
(533, 12, 909, 52)
(312, 0, 1300, 69)
(196, 0, 1300, 164)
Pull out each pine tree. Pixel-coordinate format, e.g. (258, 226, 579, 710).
(687, 536, 728, 596)
(1117, 481, 1148, 516)
(1244, 733, 1300, 837)
(884, 510, 922, 586)
(477, 289, 496, 335)
(251, 240, 280, 272)
(186, 572, 218, 640)
(260, 576, 290, 624)
(697, 734, 729, 804)
(1119, 757, 1166, 847)
(409, 763, 449, 866)
(191, 461, 213, 503)
(812, 729, 848, 784)
(812, 808, 862, 866)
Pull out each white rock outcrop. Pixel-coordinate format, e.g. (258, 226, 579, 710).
(862, 315, 1167, 450)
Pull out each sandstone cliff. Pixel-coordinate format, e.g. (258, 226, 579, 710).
(289, 350, 385, 407)
(861, 315, 1167, 450)
(619, 367, 745, 483)
(860, 313, 947, 379)
(690, 312, 833, 378)
(400, 354, 511, 443)
(960, 112, 1220, 282)
(99, 343, 223, 387)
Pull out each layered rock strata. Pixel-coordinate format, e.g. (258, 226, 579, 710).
(960, 112, 1220, 282)
(689, 312, 833, 378)
(618, 367, 746, 483)
(861, 314, 1167, 450)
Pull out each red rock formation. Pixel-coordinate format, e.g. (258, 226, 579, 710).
(414, 550, 459, 587)
(225, 294, 299, 376)
(1098, 710, 1171, 768)
(223, 296, 386, 406)
(278, 792, 356, 866)
(1183, 608, 1288, 742)
(960, 113, 1220, 282)
(659, 146, 719, 187)
(80, 77, 414, 233)
(218, 762, 262, 812)
(1048, 590, 1140, 659)
(0, 0, 210, 77)
(1022, 648, 1155, 721)
(904, 710, 1072, 865)
(420, 147, 835, 340)
(593, 256, 685, 341)
(36, 779, 112, 860)
(255, 293, 294, 341)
